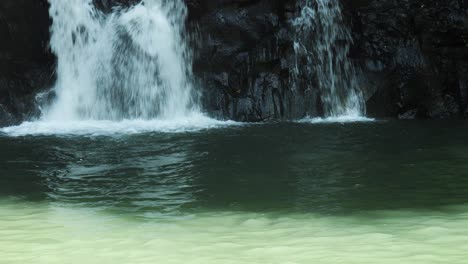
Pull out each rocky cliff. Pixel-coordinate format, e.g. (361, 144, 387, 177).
(188, 0, 322, 121)
(0, 0, 55, 126)
(349, 0, 468, 119)
(190, 0, 468, 120)
(0, 0, 466, 125)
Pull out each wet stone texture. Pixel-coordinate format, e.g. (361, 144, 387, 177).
(188, 0, 320, 121)
(0, 0, 55, 126)
(0, 0, 467, 123)
(347, 0, 468, 119)
(189, 0, 468, 120)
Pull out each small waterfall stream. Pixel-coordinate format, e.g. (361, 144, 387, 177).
(46, 0, 197, 121)
(293, 0, 365, 118)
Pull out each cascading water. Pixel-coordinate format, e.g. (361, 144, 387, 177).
(1, 0, 238, 135)
(46, 0, 197, 121)
(293, 0, 366, 118)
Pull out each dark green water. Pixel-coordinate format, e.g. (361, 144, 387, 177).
(2, 121, 468, 214)
(1, 121, 468, 263)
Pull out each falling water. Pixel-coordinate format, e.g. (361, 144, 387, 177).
(45, 0, 197, 121)
(0, 0, 237, 136)
(293, 0, 365, 118)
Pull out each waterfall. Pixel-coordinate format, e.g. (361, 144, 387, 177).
(45, 0, 198, 121)
(1, 0, 238, 136)
(293, 0, 365, 118)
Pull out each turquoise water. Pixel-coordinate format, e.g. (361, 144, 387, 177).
(1, 121, 468, 263)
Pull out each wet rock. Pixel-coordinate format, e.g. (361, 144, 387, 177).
(190, 0, 467, 121)
(0, 104, 13, 127)
(190, 0, 320, 121)
(0, 0, 467, 124)
(0, 0, 55, 126)
(399, 109, 418, 120)
(348, 0, 468, 119)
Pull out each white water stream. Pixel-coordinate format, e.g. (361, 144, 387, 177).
(46, 0, 195, 120)
(293, 0, 367, 120)
(1, 0, 373, 136)
(2, 0, 238, 136)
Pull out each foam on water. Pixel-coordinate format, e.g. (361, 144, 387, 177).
(0, 113, 239, 137)
(299, 114, 375, 124)
(1, 199, 468, 264)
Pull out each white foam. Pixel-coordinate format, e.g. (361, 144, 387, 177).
(299, 115, 375, 124)
(0, 113, 239, 137)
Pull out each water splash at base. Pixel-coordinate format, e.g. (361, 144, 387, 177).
(1, 113, 240, 137)
(298, 115, 375, 124)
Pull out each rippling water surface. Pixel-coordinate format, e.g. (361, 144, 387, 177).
(1, 121, 468, 263)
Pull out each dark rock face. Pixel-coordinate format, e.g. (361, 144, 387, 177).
(188, 0, 320, 121)
(0, 0, 467, 125)
(0, 0, 55, 126)
(346, 0, 468, 119)
(189, 0, 468, 120)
